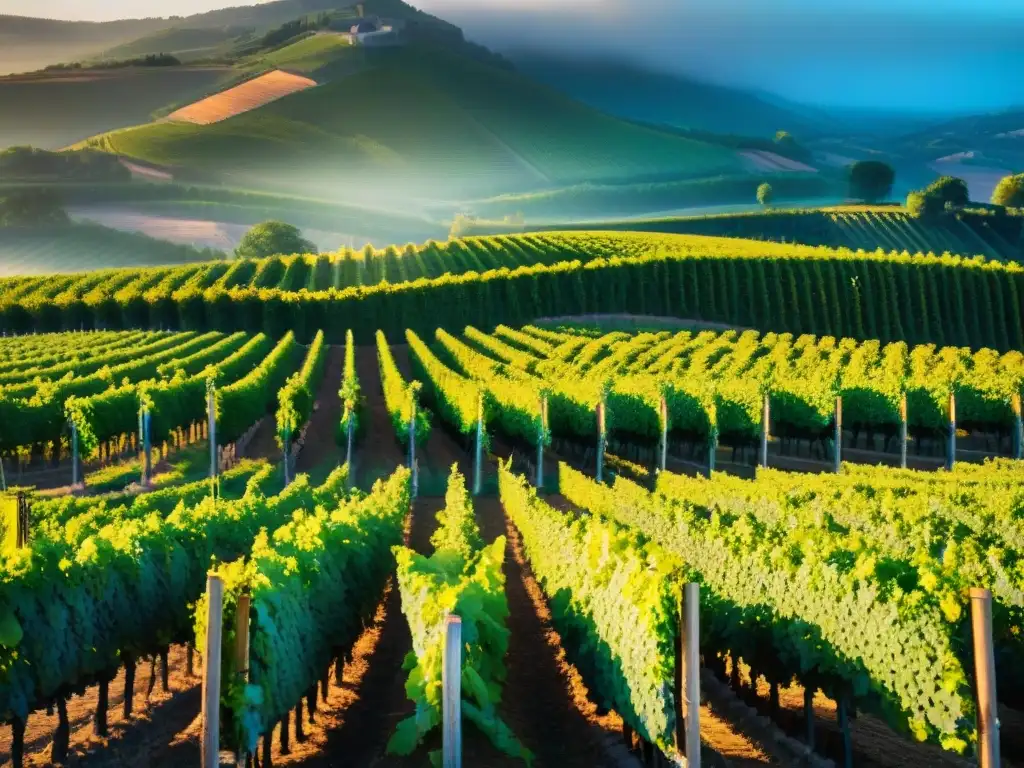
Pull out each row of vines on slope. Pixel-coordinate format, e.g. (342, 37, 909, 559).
(1, 232, 1020, 352)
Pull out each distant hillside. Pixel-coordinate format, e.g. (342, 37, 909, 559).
(0, 220, 223, 276)
(508, 53, 834, 139)
(0, 0, 356, 74)
(0, 14, 172, 74)
(92, 0, 459, 64)
(78, 41, 744, 201)
(0, 67, 231, 150)
(520, 205, 1024, 262)
(99, 26, 254, 63)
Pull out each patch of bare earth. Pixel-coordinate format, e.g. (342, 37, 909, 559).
(167, 70, 317, 125)
(0, 645, 201, 768)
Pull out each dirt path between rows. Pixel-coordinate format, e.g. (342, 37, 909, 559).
(0, 645, 201, 768)
(296, 345, 344, 474)
(476, 497, 621, 766)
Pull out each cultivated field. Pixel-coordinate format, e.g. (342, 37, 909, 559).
(2, 313, 1023, 768)
(0, 67, 230, 150)
(166, 69, 319, 125)
(77, 43, 745, 199)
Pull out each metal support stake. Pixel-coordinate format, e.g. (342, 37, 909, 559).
(674, 583, 701, 766)
(201, 574, 224, 768)
(283, 426, 292, 487)
(536, 395, 548, 490)
(71, 422, 80, 488)
(834, 396, 843, 474)
(900, 392, 908, 470)
(947, 392, 957, 471)
(473, 394, 483, 496)
(760, 393, 770, 469)
(207, 383, 217, 485)
(143, 409, 152, 486)
(442, 616, 463, 768)
(1013, 393, 1022, 461)
(659, 395, 668, 473)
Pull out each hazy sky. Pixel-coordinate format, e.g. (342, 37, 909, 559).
(4, 0, 1023, 113)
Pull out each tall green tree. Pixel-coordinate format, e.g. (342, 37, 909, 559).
(756, 182, 774, 207)
(848, 160, 896, 203)
(235, 221, 316, 259)
(992, 173, 1024, 208)
(925, 175, 970, 207)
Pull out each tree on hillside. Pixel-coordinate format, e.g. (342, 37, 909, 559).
(773, 130, 812, 163)
(925, 175, 970, 207)
(848, 160, 895, 203)
(0, 189, 69, 227)
(992, 173, 1024, 208)
(756, 183, 774, 207)
(906, 175, 970, 219)
(235, 221, 316, 259)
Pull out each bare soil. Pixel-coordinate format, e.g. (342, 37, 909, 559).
(0, 645, 201, 768)
(295, 345, 344, 474)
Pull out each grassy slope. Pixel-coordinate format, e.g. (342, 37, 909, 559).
(98, 27, 250, 63)
(0, 67, 231, 151)
(495, 205, 1023, 262)
(0, 222, 223, 276)
(80, 43, 743, 199)
(254, 33, 357, 75)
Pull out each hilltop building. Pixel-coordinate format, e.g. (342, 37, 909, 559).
(336, 14, 405, 46)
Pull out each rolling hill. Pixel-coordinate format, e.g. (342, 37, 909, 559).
(508, 53, 836, 140)
(0, 15, 172, 75)
(0, 67, 232, 150)
(78, 41, 746, 200)
(0, 0, 354, 74)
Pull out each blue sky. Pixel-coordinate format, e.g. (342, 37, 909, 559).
(5, 0, 1023, 113)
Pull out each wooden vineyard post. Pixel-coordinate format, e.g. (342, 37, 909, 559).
(409, 397, 417, 499)
(536, 395, 548, 490)
(207, 381, 218, 488)
(71, 421, 80, 488)
(473, 394, 483, 496)
(442, 615, 463, 768)
(837, 695, 853, 768)
(1013, 393, 1023, 461)
(141, 408, 152, 487)
(235, 590, 251, 766)
(971, 588, 1000, 768)
(283, 425, 292, 487)
(659, 395, 668, 474)
(138, 408, 145, 484)
(16, 492, 29, 549)
(201, 574, 224, 768)
(596, 398, 607, 483)
(760, 393, 770, 469)
(674, 583, 701, 767)
(947, 392, 957, 471)
(833, 396, 843, 474)
(900, 393, 908, 470)
(707, 427, 718, 478)
(346, 415, 354, 469)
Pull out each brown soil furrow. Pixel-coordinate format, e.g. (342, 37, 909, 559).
(477, 497, 620, 767)
(0, 645, 200, 768)
(295, 344, 344, 474)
